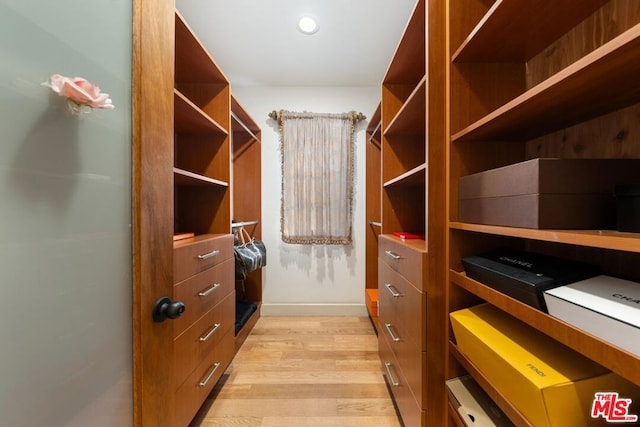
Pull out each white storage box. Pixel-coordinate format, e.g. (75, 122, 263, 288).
(544, 275, 640, 357)
(446, 375, 513, 426)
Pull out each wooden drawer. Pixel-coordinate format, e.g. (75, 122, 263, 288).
(379, 307, 425, 407)
(379, 261, 426, 351)
(379, 234, 427, 290)
(173, 257, 234, 338)
(174, 327, 235, 427)
(174, 290, 235, 389)
(173, 234, 233, 283)
(379, 332, 426, 426)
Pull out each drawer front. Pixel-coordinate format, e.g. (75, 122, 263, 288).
(174, 234, 234, 283)
(173, 257, 234, 338)
(379, 332, 426, 426)
(174, 328, 235, 427)
(379, 309, 425, 407)
(379, 262, 426, 351)
(379, 234, 426, 291)
(174, 290, 235, 390)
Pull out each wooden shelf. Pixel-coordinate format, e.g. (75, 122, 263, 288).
(449, 222, 640, 253)
(231, 96, 260, 139)
(383, 0, 425, 84)
(174, 168, 229, 187)
(447, 3, 640, 426)
(384, 77, 426, 137)
(175, 11, 227, 84)
(449, 342, 533, 427)
(384, 163, 426, 188)
(450, 270, 640, 386)
(175, 90, 227, 135)
(452, 0, 609, 62)
(452, 24, 640, 141)
(367, 103, 382, 147)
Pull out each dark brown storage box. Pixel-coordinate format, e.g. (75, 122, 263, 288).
(458, 158, 640, 229)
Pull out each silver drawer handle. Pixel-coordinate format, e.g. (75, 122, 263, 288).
(384, 283, 400, 298)
(198, 283, 221, 297)
(197, 249, 220, 260)
(199, 323, 221, 342)
(384, 323, 400, 342)
(384, 362, 400, 387)
(198, 362, 221, 387)
(385, 250, 401, 260)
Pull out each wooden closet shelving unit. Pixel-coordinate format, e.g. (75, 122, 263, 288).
(377, 0, 448, 425)
(365, 103, 381, 333)
(231, 94, 263, 351)
(446, 1, 640, 426)
(172, 11, 235, 427)
(171, 11, 264, 426)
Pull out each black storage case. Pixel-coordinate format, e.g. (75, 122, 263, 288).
(462, 250, 599, 312)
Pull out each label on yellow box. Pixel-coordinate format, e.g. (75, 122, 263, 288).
(450, 303, 640, 426)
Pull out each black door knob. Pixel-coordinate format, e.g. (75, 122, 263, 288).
(152, 297, 185, 322)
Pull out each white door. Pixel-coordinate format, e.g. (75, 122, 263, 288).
(0, 1, 134, 425)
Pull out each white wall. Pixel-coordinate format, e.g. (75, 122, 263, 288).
(233, 86, 379, 316)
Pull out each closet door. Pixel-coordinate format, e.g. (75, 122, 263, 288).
(0, 1, 134, 425)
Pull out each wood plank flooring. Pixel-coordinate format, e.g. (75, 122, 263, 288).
(190, 316, 401, 427)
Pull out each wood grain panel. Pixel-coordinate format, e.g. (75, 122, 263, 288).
(132, 0, 175, 425)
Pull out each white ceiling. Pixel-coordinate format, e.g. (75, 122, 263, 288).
(177, 1, 417, 87)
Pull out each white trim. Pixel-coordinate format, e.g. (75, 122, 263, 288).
(261, 304, 368, 317)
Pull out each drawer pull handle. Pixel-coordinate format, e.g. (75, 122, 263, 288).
(384, 323, 401, 342)
(199, 323, 221, 342)
(384, 283, 400, 297)
(384, 362, 400, 387)
(198, 362, 221, 387)
(197, 249, 220, 260)
(198, 283, 221, 297)
(385, 251, 401, 260)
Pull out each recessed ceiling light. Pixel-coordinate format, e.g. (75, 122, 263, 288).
(297, 15, 319, 35)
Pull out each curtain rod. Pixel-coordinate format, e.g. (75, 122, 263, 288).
(268, 110, 366, 122)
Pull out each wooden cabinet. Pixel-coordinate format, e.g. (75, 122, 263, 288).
(377, 0, 448, 425)
(365, 103, 382, 331)
(446, 1, 640, 425)
(231, 95, 263, 350)
(171, 11, 245, 426)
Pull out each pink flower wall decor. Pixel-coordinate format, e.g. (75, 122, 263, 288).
(43, 74, 115, 114)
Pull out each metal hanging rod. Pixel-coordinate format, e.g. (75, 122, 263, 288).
(368, 121, 381, 142)
(231, 111, 260, 143)
(232, 220, 260, 228)
(368, 220, 382, 227)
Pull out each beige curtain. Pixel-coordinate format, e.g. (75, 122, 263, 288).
(278, 110, 358, 245)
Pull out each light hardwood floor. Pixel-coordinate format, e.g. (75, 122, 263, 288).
(191, 316, 401, 427)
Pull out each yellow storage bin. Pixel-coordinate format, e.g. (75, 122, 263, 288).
(450, 303, 640, 427)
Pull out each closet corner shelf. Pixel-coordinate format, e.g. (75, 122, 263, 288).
(175, 11, 228, 85)
(452, 24, 640, 142)
(175, 90, 228, 135)
(452, 0, 609, 62)
(449, 222, 640, 253)
(384, 77, 427, 137)
(174, 168, 229, 187)
(450, 269, 640, 386)
(231, 95, 260, 142)
(383, 0, 425, 84)
(449, 342, 533, 427)
(383, 163, 426, 188)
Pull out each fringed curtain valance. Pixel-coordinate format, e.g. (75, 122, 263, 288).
(273, 110, 364, 245)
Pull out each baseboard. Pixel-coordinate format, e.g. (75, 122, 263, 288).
(260, 303, 368, 317)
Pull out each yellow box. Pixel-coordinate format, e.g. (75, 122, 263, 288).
(450, 304, 640, 427)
